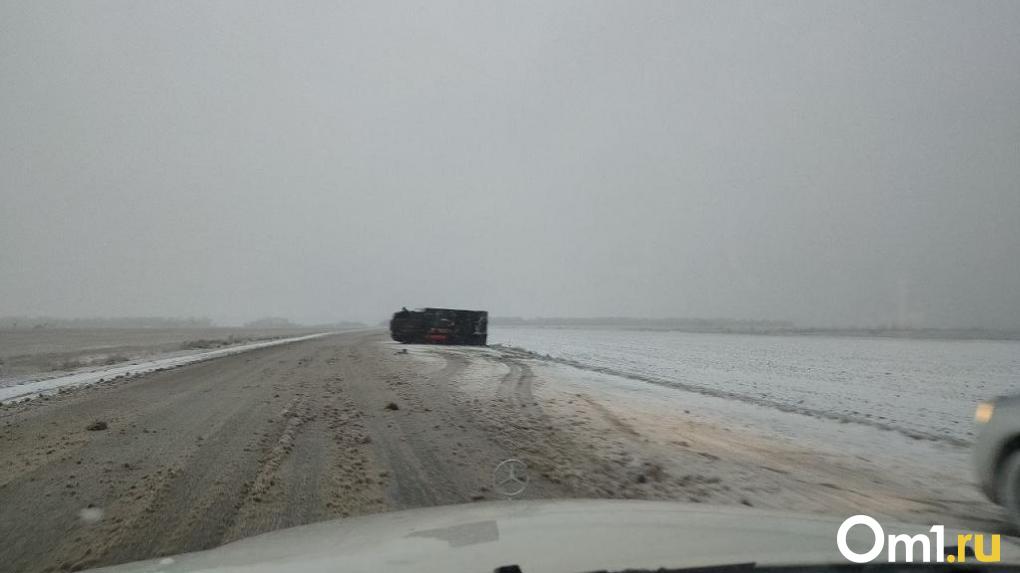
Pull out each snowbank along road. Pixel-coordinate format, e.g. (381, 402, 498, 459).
(0, 332, 335, 403)
(0, 331, 1007, 573)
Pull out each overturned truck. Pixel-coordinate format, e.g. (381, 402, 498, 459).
(389, 307, 488, 346)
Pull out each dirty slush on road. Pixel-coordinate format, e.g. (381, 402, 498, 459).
(0, 330, 996, 572)
(0, 331, 596, 572)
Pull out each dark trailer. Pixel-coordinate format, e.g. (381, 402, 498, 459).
(389, 308, 488, 346)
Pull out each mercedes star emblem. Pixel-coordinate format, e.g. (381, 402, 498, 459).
(493, 458, 529, 498)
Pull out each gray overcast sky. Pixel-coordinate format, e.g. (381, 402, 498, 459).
(2, 1, 1019, 327)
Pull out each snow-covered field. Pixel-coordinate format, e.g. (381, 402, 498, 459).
(0, 332, 334, 403)
(491, 327, 1020, 446)
(486, 327, 1020, 525)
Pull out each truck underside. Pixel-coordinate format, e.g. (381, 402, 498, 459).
(389, 308, 488, 346)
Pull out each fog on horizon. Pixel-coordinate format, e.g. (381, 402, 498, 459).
(2, 2, 1019, 329)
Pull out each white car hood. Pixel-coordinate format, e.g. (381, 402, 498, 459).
(89, 499, 1018, 573)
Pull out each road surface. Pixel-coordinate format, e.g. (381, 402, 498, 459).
(0, 331, 1005, 572)
(0, 331, 573, 572)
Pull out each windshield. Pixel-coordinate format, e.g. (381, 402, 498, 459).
(2, 2, 1019, 573)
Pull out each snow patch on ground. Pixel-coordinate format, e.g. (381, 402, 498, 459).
(532, 360, 976, 494)
(0, 332, 335, 403)
(492, 327, 1020, 445)
(480, 327, 1016, 526)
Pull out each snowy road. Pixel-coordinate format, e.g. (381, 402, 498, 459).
(0, 332, 577, 572)
(0, 329, 1012, 573)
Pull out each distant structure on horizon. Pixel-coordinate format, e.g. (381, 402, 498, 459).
(0, 316, 214, 329)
